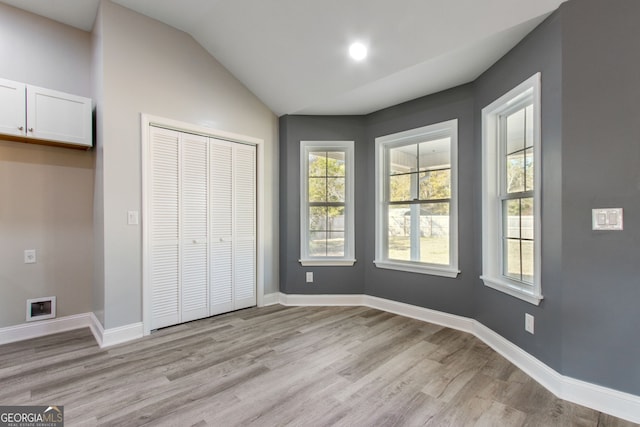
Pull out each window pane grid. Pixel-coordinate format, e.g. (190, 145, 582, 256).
(309, 204, 345, 257)
(387, 202, 451, 265)
(304, 148, 349, 259)
(502, 195, 534, 285)
(384, 134, 453, 267)
(500, 102, 535, 285)
(503, 105, 535, 196)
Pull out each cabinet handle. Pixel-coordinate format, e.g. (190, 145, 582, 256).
(28, 128, 34, 132)
(18, 126, 24, 131)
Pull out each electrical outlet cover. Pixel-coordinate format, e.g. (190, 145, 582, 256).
(525, 313, 535, 334)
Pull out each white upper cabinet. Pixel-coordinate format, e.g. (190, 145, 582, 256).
(0, 77, 92, 148)
(27, 85, 92, 147)
(0, 79, 26, 138)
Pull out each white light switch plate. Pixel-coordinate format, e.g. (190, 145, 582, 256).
(525, 313, 534, 334)
(24, 249, 36, 264)
(127, 210, 139, 225)
(592, 208, 623, 230)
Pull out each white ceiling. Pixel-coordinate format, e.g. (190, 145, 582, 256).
(0, 0, 566, 116)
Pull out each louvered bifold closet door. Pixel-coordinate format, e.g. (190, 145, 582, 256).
(150, 127, 180, 330)
(181, 133, 210, 322)
(209, 139, 234, 315)
(233, 143, 257, 310)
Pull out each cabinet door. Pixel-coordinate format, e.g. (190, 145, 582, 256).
(0, 78, 26, 137)
(26, 85, 92, 147)
(150, 127, 180, 330)
(181, 133, 210, 322)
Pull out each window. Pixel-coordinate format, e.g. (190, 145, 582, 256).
(481, 73, 542, 305)
(374, 120, 459, 277)
(300, 141, 355, 266)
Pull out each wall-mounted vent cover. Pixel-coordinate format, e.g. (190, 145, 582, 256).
(26, 296, 56, 322)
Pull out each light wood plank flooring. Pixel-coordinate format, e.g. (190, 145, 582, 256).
(0, 305, 636, 426)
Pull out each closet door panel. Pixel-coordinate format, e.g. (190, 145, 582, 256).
(149, 128, 257, 328)
(210, 140, 233, 238)
(210, 240, 233, 315)
(234, 144, 256, 238)
(210, 139, 234, 314)
(234, 239, 256, 309)
(150, 127, 180, 329)
(181, 133, 209, 322)
(233, 143, 256, 309)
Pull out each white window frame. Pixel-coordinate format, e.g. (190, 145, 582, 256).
(481, 73, 543, 305)
(300, 141, 355, 266)
(374, 119, 459, 278)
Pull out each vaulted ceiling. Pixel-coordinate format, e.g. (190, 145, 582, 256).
(0, 0, 566, 115)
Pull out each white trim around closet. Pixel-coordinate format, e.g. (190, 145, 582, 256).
(140, 114, 265, 336)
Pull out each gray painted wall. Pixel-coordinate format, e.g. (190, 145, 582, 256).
(279, 115, 366, 294)
(279, 0, 639, 396)
(0, 3, 94, 328)
(365, 85, 476, 318)
(280, 86, 475, 316)
(473, 10, 564, 372)
(560, 0, 640, 395)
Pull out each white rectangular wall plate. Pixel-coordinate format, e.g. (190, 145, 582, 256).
(127, 210, 139, 225)
(306, 272, 313, 283)
(592, 208, 623, 230)
(525, 313, 535, 334)
(24, 249, 36, 264)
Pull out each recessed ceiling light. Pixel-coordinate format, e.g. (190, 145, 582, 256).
(349, 42, 367, 61)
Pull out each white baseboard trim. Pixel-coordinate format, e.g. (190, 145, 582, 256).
(473, 320, 561, 394)
(102, 322, 143, 348)
(261, 292, 281, 306)
(363, 295, 475, 334)
(279, 293, 365, 306)
(561, 374, 640, 424)
(0, 313, 92, 346)
(90, 313, 143, 349)
(277, 293, 640, 424)
(278, 293, 473, 332)
(89, 312, 105, 347)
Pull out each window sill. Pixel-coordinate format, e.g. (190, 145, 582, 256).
(299, 259, 356, 267)
(374, 260, 460, 278)
(480, 275, 543, 306)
